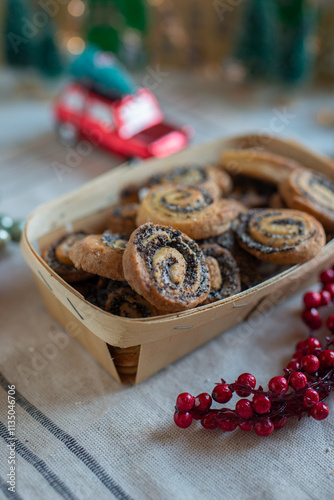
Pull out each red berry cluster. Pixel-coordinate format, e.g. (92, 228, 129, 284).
(174, 267, 334, 437)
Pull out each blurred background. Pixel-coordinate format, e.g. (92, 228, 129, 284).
(1, 1, 334, 146)
(2, 0, 334, 231)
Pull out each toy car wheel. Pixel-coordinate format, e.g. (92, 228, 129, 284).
(56, 122, 79, 147)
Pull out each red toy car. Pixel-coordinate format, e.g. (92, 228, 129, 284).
(55, 83, 191, 159)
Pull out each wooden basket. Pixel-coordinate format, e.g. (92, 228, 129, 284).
(20, 134, 334, 384)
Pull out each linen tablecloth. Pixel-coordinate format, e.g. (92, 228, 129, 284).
(1, 79, 334, 500)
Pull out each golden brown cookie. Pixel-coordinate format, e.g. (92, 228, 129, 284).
(279, 169, 334, 232)
(200, 244, 241, 304)
(136, 184, 246, 240)
(42, 232, 93, 283)
(123, 223, 210, 312)
(107, 344, 140, 383)
(107, 203, 139, 235)
(229, 175, 276, 208)
(269, 192, 287, 209)
(69, 231, 128, 281)
(220, 149, 301, 184)
(103, 279, 160, 317)
(147, 164, 233, 198)
(236, 209, 326, 265)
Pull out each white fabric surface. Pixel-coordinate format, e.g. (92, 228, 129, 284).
(1, 81, 334, 500)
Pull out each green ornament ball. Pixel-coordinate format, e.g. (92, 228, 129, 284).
(0, 229, 11, 250)
(0, 214, 14, 231)
(10, 219, 25, 242)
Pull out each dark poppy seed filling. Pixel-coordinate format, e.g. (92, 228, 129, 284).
(111, 203, 138, 218)
(43, 232, 92, 282)
(149, 165, 208, 187)
(296, 171, 334, 211)
(91, 278, 158, 317)
(237, 210, 315, 254)
(156, 187, 214, 214)
(134, 224, 210, 303)
(101, 230, 128, 250)
(201, 244, 241, 303)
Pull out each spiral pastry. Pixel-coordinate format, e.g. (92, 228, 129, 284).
(42, 232, 93, 283)
(236, 209, 326, 265)
(202, 229, 263, 291)
(69, 230, 128, 281)
(147, 164, 232, 198)
(220, 149, 300, 184)
(123, 223, 210, 312)
(279, 169, 334, 232)
(200, 244, 241, 304)
(90, 277, 160, 317)
(107, 202, 139, 235)
(136, 184, 245, 240)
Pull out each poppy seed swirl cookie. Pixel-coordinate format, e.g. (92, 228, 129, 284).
(220, 149, 301, 184)
(91, 278, 160, 317)
(42, 232, 93, 283)
(236, 209, 326, 265)
(123, 223, 210, 312)
(69, 230, 128, 281)
(200, 243, 241, 304)
(107, 202, 139, 235)
(136, 184, 245, 240)
(147, 164, 233, 198)
(279, 169, 334, 232)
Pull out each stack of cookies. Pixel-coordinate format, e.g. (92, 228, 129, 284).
(42, 151, 333, 379)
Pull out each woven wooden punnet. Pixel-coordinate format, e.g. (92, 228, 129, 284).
(20, 134, 334, 384)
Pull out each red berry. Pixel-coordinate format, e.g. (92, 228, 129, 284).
(235, 399, 253, 419)
(201, 412, 218, 430)
(301, 354, 320, 374)
(303, 388, 319, 408)
(318, 349, 334, 367)
(303, 291, 322, 309)
(268, 376, 289, 396)
(272, 416, 287, 429)
(286, 360, 300, 372)
(301, 309, 322, 330)
(326, 315, 334, 331)
(236, 373, 256, 397)
(289, 371, 308, 390)
(303, 337, 322, 354)
(212, 384, 232, 404)
(323, 283, 334, 298)
(295, 340, 305, 352)
(174, 411, 192, 428)
(217, 411, 237, 432)
(176, 393, 195, 412)
(191, 411, 203, 421)
(320, 269, 334, 284)
(310, 402, 329, 420)
(254, 418, 274, 437)
(320, 290, 331, 306)
(194, 393, 212, 412)
(253, 394, 271, 414)
(239, 420, 254, 431)
(291, 351, 303, 362)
